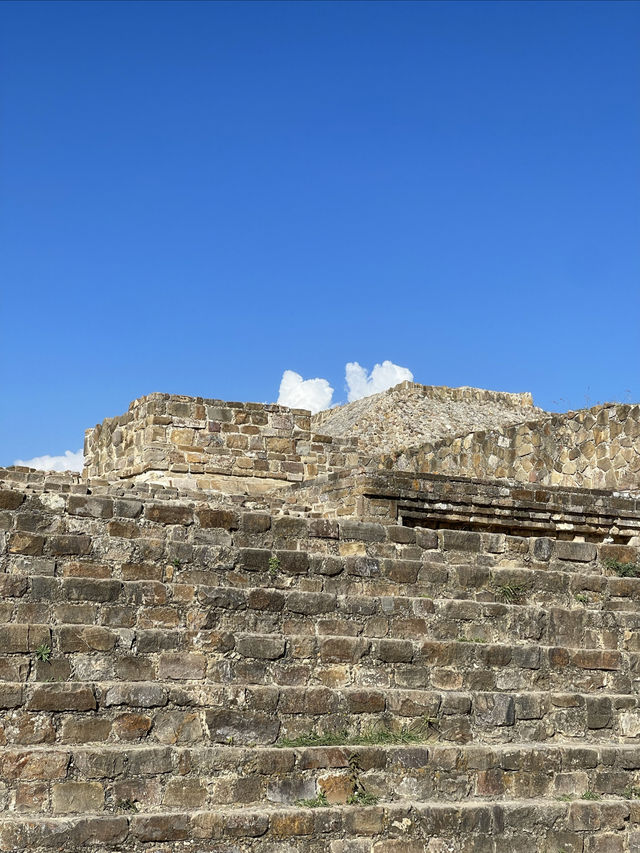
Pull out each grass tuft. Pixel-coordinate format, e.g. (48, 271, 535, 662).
(276, 718, 438, 749)
(296, 792, 329, 808)
(603, 557, 640, 578)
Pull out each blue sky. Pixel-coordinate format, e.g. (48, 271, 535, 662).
(1, 0, 639, 467)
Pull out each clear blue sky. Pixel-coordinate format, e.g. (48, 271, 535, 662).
(1, 0, 639, 465)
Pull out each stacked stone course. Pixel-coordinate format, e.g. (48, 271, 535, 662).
(387, 403, 640, 493)
(1, 381, 640, 850)
(84, 393, 362, 495)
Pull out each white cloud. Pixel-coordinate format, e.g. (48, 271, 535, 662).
(277, 360, 414, 413)
(13, 448, 84, 473)
(277, 370, 334, 414)
(345, 360, 413, 403)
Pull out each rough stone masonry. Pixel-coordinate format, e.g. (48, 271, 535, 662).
(1, 381, 640, 852)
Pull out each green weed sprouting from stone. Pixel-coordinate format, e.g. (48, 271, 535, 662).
(574, 593, 589, 605)
(580, 790, 601, 801)
(347, 791, 379, 805)
(492, 580, 530, 604)
(346, 752, 378, 806)
(34, 643, 52, 663)
(458, 636, 486, 643)
(603, 557, 640, 578)
(171, 558, 182, 569)
(117, 799, 139, 813)
(296, 791, 329, 808)
(624, 786, 640, 800)
(276, 717, 438, 748)
(555, 794, 574, 802)
(268, 555, 280, 579)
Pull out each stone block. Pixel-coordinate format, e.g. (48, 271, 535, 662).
(556, 541, 597, 563)
(240, 512, 272, 532)
(339, 521, 386, 542)
(103, 683, 168, 708)
(347, 689, 386, 713)
(2, 749, 70, 781)
(60, 718, 112, 744)
(163, 778, 208, 808)
(27, 684, 96, 712)
(474, 694, 515, 727)
(8, 533, 44, 556)
(415, 528, 438, 549)
(0, 489, 24, 509)
(442, 530, 482, 552)
(236, 635, 286, 660)
(67, 496, 113, 519)
(533, 537, 554, 561)
(58, 626, 118, 652)
(196, 508, 239, 529)
(52, 781, 104, 814)
(158, 652, 207, 680)
(286, 591, 335, 615)
(276, 550, 310, 575)
(112, 714, 153, 741)
(131, 814, 191, 842)
(320, 637, 370, 663)
(65, 578, 122, 602)
(205, 708, 280, 744)
(145, 504, 193, 525)
(114, 498, 143, 518)
(309, 519, 339, 539)
(238, 548, 271, 571)
(48, 535, 92, 556)
(270, 812, 314, 837)
(376, 639, 414, 663)
(247, 588, 285, 611)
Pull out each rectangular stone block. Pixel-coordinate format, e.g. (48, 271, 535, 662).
(145, 504, 193, 525)
(556, 541, 597, 562)
(158, 652, 207, 679)
(27, 684, 97, 712)
(0, 489, 25, 509)
(48, 535, 92, 556)
(196, 508, 239, 530)
(339, 521, 386, 542)
(67, 496, 113, 519)
(52, 781, 104, 813)
(442, 530, 482, 552)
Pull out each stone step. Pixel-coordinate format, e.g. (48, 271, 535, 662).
(5, 682, 640, 747)
(4, 576, 640, 650)
(5, 552, 640, 621)
(0, 798, 635, 851)
(3, 624, 640, 694)
(2, 624, 639, 694)
(4, 742, 640, 816)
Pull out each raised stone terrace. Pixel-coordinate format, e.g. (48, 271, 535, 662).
(1, 382, 640, 851)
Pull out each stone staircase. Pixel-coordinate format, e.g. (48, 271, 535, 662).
(1, 473, 640, 851)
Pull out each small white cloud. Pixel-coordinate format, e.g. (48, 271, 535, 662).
(345, 360, 413, 403)
(13, 449, 84, 473)
(277, 370, 334, 414)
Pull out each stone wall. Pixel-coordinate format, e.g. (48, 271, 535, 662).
(84, 394, 363, 495)
(1, 470, 640, 850)
(385, 403, 640, 494)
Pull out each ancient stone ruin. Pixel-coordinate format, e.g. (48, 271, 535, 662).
(1, 381, 640, 851)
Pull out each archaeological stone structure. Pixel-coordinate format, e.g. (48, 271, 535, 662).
(1, 381, 640, 852)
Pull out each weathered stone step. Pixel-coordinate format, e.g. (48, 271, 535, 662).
(4, 573, 640, 652)
(5, 552, 640, 626)
(4, 742, 640, 816)
(0, 798, 635, 851)
(5, 682, 640, 747)
(3, 623, 640, 696)
(3, 624, 639, 694)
